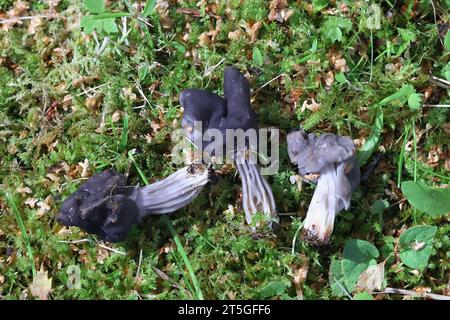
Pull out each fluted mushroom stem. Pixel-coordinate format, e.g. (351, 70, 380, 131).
(134, 165, 212, 217)
(302, 163, 350, 244)
(234, 153, 277, 226)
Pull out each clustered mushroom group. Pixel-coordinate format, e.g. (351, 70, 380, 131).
(56, 67, 360, 245)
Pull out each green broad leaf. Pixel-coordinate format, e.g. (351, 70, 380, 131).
(323, 17, 352, 43)
(84, 0, 105, 14)
(370, 199, 389, 215)
(401, 181, 450, 216)
(335, 72, 347, 84)
(399, 225, 437, 269)
(327, 27, 342, 42)
(312, 0, 329, 13)
(407, 92, 422, 110)
(102, 18, 119, 33)
(357, 109, 383, 166)
(332, 239, 380, 294)
(142, 0, 156, 17)
(80, 13, 127, 34)
(353, 292, 374, 300)
(138, 65, 149, 81)
(443, 62, 450, 81)
(252, 47, 263, 66)
(397, 84, 415, 102)
(341, 259, 374, 292)
(398, 27, 417, 43)
(344, 239, 379, 263)
(329, 258, 349, 297)
(444, 30, 450, 51)
(257, 281, 286, 299)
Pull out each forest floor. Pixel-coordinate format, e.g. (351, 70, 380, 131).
(0, 0, 449, 300)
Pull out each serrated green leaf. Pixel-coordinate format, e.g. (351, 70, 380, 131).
(257, 281, 286, 298)
(407, 92, 422, 110)
(357, 109, 383, 166)
(252, 47, 263, 66)
(84, 0, 104, 14)
(401, 181, 450, 216)
(399, 225, 437, 269)
(102, 18, 118, 33)
(324, 17, 352, 43)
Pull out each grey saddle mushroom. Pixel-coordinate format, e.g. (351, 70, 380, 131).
(180, 67, 277, 225)
(287, 129, 360, 245)
(56, 164, 215, 242)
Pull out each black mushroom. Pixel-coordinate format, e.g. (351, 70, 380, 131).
(180, 67, 277, 225)
(287, 129, 360, 245)
(57, 164, 215, 242)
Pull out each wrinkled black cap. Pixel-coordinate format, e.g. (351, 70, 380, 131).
(56, 170, 139, 242)
(287, 129, 360, 189)
(180, 67, 258, 155)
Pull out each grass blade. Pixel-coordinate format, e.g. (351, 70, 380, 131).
(357, 109, 384, 166)
(2, 191, 36, 276)
(128, 151, 204, 300)
(119, 113, 129, 152)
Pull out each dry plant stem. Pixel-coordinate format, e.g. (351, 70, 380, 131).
(234, 153, 276, 225)
(136, 165, 210, 216)
(376, 287, 450, 300)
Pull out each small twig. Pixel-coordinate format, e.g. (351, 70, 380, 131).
(430, 0, 444, 47)
(152, 267, 194, 299)
(204, 58, 226, 78)
(252, 73, 285, 97)
(423, 104, 450, 108)
(96, 37, 110, 57)
(0, 15, 48, 24)
(376, 287, 450, 300)
(58, 239, 126, 255)
(429, 76, 450, 89)
(136, 83, 152, 108)
(135, 249, 143, 280)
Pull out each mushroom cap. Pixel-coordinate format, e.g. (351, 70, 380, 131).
(180, 67, 258, 155)
(287, 129, 357, 179)
(56, 170, 139, 242)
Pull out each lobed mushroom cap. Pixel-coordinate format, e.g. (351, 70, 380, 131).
(179, 67, 259, 154)
(287, 129, 357, 178)
(56, 170, 139, 242)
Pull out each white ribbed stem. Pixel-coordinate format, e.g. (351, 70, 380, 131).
(234, 153, 276, 225)
(303, 163, 350, 243)
(135, 166, 210, 217)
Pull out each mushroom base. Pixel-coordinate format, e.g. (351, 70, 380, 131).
(302, 163, 351, 245)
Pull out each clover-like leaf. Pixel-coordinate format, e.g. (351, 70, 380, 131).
(399, 225, 437, 269)
(401, 181, 450, 217)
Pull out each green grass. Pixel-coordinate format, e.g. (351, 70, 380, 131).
(0, 0, 449, 300)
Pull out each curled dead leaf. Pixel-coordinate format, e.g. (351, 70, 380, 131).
(301, 98, 321, 113)
(356, 261, 385, 293)
(30, 267, 52, 300)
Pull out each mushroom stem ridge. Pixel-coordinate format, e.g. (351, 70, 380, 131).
(234, 152, 277, 225)
(302, 163, 351, 243)
(136, 164, 212, 216)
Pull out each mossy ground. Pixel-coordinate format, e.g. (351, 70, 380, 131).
(0, 0, 449, 299)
